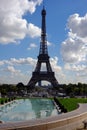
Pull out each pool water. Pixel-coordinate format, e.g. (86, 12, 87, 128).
(0, 98, 58, 122)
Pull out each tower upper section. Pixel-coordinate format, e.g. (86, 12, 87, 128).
(39, 7, 48, 55)
(41, 7, 46, 34)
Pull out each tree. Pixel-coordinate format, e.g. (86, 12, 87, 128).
(16, 82, 25, 91)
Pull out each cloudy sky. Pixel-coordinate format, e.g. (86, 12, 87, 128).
(0, 0, 87, 85)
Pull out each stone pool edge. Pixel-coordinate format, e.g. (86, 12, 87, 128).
(0, 103, 87, 130)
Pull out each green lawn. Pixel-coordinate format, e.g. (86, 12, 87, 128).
(58, 98, 87, 112)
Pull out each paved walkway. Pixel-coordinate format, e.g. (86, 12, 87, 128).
(0, 103, 87, 130)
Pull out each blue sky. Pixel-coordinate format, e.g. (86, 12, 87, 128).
(0, 0, 87, 85)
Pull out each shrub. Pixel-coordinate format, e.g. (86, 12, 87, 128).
(0, 99, 4, 104)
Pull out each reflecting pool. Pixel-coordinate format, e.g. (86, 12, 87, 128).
(0, 98, 58, 122)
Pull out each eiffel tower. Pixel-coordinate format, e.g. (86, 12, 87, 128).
(27, 7, 59, 88)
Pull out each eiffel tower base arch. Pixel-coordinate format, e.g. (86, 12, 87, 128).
(28, 72, 58, 88)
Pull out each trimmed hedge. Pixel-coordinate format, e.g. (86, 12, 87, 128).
(0, 97, 16, 105)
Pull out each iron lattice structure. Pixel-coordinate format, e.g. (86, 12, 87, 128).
(27, 7, 59, 88)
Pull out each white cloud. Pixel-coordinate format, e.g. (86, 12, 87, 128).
(28, 23, 41, 38)
(5, 66, 21, 74)
(10, 57, 37, 66)
(0, 57, 37, 66)
(50, 57, 61, 71)
(71, 64, 87, 72)
(63, 63, 87, 83)
(19, 0, 42, 14)
(27, 43, 37, 50)
(50, 57, 65, 84)
(0, 61, 4, 66)
(0, 0, 42, 44)
(67, 13, 87, 38)
(60, 13, 87, 84)
(61, 13, 87, 64)
(64, 63, 71, 70)
(77, 71, 87, 77)
(64, 63, 87, 72)
(61, 37, 87, 63)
